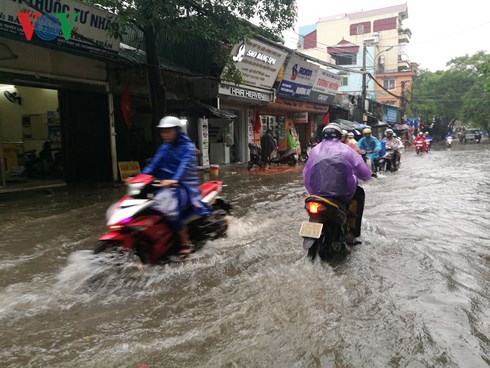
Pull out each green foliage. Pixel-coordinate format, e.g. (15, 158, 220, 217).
(81, 0, 297, 82)
(411, 52, 490, 133)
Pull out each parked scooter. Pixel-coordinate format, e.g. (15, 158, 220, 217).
(270, 148, 298, 166)
(298, 143, 313, 163)
(93, 174, 231, 264)
(247, 143, 264, 170)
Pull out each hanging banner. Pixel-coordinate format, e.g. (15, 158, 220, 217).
(309, 69, 342, 105)
(0, 0, 119, 59)
(223, 38, 288, 90)
(198, 118, 210, 168)
(277, 54, 319, 99)
(247, 109, 255, 143)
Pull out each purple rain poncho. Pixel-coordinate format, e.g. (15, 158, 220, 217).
(303, 139, 372, 202)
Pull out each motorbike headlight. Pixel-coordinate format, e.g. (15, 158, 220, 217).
(127, 183, 144, 196)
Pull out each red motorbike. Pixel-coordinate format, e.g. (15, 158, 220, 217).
(94, 174, 230, 264)
(414, 139, 426, 155)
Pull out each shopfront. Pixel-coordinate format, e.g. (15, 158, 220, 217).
(259, 52, 342, 151)
(0, 0, 118, 191)
(216, 38, 288, 165)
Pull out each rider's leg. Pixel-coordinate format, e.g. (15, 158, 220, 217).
(352, 186, 365, 238)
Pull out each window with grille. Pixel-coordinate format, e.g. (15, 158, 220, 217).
(383, 79, 395, 90)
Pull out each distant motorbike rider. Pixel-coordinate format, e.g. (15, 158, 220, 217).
(475, 130, 482, 143)
(140, 116, 211, 259)
(413, 132, 427, 153)
(345, 132, 361, 154)
(424, 132, 433, 150)
(340, 129, 349, 143)
(303, 123, 372, 238)
(382, 129, 403, 171)
(357, 127, 382, 177)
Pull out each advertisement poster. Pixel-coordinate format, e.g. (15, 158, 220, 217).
(0, 0, 119, 59)
(309, 69, 342, 105)
(223, 38, 288, 89)
(277, 54, 319, 99)
(247, 109, 254, 143)
(198, 118, 210, 168)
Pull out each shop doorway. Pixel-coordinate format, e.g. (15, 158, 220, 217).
(0, 84, 64, 191)
(58, 90, 111, 182)
(208, 118, 236, 165)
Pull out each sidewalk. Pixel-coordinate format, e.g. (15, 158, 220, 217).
(202, 162, 304, 177)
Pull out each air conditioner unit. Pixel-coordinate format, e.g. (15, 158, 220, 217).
(364, 33, 379, 45)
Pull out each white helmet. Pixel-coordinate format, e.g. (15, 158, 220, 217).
(156, 116, 182, 129)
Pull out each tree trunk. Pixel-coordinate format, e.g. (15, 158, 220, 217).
(143, 26, 166, 145)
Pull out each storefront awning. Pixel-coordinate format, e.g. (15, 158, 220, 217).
(167, 100, 236, 119)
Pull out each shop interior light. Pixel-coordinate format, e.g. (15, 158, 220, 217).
(0, 84, 16, 91)
(180, 117, 188, 125)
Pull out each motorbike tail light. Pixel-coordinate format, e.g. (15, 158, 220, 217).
(109, 224, 123, 230)
(306, 201, 324, 214)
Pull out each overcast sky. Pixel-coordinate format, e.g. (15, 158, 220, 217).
(283, 0, 490, 71)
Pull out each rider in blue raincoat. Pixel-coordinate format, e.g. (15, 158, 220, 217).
(357, 127, 382, 176)
(142, 116, 210, 259)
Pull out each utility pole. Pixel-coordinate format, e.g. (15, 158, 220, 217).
(361, 42, 367, 122)
(400, 81, 406, 123)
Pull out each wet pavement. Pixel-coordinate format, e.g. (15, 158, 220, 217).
(0, 142, 489, 367)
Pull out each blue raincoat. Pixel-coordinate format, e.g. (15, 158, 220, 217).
(142, 131, 210, 229)
(357, 136, 382, 161)
(303, 139, 372, 203)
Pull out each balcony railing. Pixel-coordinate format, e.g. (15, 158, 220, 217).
(398, 28, 411, 43)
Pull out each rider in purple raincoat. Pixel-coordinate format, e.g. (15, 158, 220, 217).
(303, 123, 372, 237)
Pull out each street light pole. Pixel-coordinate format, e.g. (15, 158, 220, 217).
(361, 43, 367, 122)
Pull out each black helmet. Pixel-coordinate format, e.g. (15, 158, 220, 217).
(322, 123, 343, 140)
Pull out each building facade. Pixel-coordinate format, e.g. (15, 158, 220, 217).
(298, 3, 415, 122)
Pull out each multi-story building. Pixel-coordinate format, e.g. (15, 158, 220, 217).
(298, 3, 414, 123)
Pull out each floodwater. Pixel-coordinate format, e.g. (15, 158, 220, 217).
(0, 143, 489, 368)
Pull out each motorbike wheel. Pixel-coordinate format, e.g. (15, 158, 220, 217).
(94, 240, 123, 254)
(287, 156, 297, 166)
(416, 148, 420, 155)
(298, 152, 308, 163)
(307, 230, 334, 261)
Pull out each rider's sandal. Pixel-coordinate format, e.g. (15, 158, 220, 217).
(178, 242, 194, 260)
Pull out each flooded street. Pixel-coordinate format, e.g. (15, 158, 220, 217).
(0, 144, 489, 368)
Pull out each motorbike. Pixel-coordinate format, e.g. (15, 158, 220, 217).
(298, 143, 313, 163)
(270, 148, 298, 166)
(425, 138, 432, 153)
(378, 148, 400, 172)
(359, 150, 378, 177)
(446, 136, 453, 148)
(300, 193, 361, 261)
(93, 174, 231, 264)
(247, 142, 264, 170)
(414, 140, 425, 155)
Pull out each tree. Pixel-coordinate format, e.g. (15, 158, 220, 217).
(81, 0, 297, 127)
(410, 52, 490, 137)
